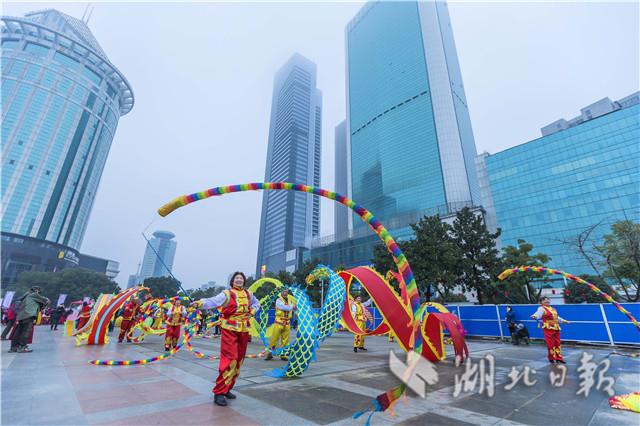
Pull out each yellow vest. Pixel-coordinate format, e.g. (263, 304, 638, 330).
(221, 288, 253, 332)
(542, 306, 560, 331)
(354, 302, 365, 322)
(275, 294, 295, 325)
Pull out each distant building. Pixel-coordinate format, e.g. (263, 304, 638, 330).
(256, 53, 322, 276)
(129, 231, 177, 287)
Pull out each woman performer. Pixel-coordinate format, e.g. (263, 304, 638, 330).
(531, 297, 570, 364)
(195, 272, 260, 407)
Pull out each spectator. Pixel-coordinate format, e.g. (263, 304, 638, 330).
(9, 286, 49, 353)
(1, 304, 17, 340)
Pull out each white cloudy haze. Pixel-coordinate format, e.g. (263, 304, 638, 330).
(4, 1, 638, 290)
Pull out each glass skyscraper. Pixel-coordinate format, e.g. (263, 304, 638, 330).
(306, 0, 481, 268)
(256, 53, 322, 276)
(481, 93, 639, 276)
(1, 9, 133, 250)
(346, 0, 480, 232)
(334, 120, 349, 240)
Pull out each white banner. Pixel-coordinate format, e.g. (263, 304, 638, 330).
(2, 291, 15, 308)
(56, 294, 67, 307)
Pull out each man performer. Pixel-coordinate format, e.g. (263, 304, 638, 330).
(164, 300, 186, 351)
(351, 295, 372, 353)
(77, 301, 91, 330)
(265, 288, 296, 361)
(9, 286, 49, 353)
(531, 297, 569, 364)
(195, 272, 260, 407)
(118, 298, 140, 343)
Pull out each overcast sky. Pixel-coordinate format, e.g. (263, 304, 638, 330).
(4, 1, 639, 290)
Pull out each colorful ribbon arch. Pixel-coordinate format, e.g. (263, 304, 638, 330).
(499, 266, 640, 331)
(157, 182, 423, 332)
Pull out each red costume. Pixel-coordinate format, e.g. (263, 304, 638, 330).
(536, 305, 566, 362)
(118, 301, 139, 343)
(164, 304, 185, 350)
(77, 305, 91, 330)
(202, 287, 259, 396)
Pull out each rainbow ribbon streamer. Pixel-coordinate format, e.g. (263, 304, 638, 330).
(499, 266, 640, 331)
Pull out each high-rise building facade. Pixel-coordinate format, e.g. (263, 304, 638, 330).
(346, 0, 480, 233)
(1, 10, 133, 249)
(481, 93, 639, 276)
(306, 0, 482, 268)
(334, 120, 350, 240)
(256, 53, 322, 276)
(129, 231, 177, 286)
(1, 9, 131, 282)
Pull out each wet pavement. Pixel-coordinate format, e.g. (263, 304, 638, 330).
(1, 326, 638, 425)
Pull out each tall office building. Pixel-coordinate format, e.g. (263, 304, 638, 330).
(306, 0, 482, 268)
(256, 54, 322, 276)
(334, 120, 350, 240)
(481, 93, 639, 277)
(1, 9, 132, 282)
(346, 0, 480, 231)
(129, 231, 177, 286)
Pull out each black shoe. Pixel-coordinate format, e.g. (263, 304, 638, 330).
(225, 391, 236, 399)
(549, 360, 556, 364)
(214, 395, 227, 406)
(556, 359, 566, 364)
(265, 351, 273, 360)
(8, 348, 17, 353)
(280, 356, 288, 361)
(360, 347, 367, 351)
(354, 347, 358, 353)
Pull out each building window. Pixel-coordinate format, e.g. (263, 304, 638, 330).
(9, 160, 15, 165)
(28, 165, 34, 170)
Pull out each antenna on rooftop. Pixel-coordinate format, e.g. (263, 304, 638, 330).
(81, 3, 90, 22)
(86, 4, 95, 25)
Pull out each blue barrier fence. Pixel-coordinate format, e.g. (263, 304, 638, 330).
(263, 303, 639, 346)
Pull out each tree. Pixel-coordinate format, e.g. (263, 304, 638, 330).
(598, 220, 640, 302)
(450, 208, 502, 305)
(142, 276, 181, 298)
(409, 215, 462, 302)
(9, 268, 120, 304)
(190, 286, 224, 300)
(371, 240, 413, 296)
(500, 239, 551, 304)
(564, 275, 619, 303)
(294, 258, 324, 306)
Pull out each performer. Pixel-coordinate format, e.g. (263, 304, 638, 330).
(77, 302, 91, 330)
(351, 295, 372, 352)
(118, 298, 140, 343)
(164, 300, 186, 351)
(531, 297, 569, 364)
(151, 306, 164, 329)
(195, 272, 260, 407)
(265, 288, 296, 361)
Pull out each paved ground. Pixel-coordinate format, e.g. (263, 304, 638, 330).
(1, 326, 639, 425)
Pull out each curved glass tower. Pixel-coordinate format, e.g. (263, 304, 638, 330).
(1, 9, 133, 250)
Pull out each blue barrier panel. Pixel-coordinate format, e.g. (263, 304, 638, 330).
(603, 303, 640, 322)
(270, 302, 639, 346)
(459, 305, 497, 320)
(449, 303, 639, 346)
(608, 322, 640, 345)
